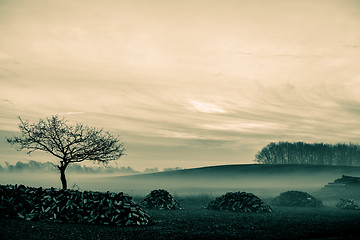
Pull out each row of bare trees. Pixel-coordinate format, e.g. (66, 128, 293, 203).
(255, 142, 360, 166)
(1, 160, 138, 174)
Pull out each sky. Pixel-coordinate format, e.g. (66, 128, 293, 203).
(1, 0, 360, 171)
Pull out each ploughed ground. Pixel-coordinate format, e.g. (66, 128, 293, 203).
(1, 197, 360, 240)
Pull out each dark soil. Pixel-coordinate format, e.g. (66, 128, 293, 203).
(1, 197, 360, 240)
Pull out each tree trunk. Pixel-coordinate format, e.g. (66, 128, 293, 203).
(58, 161, 68, 190)
(60, 167, 67, 190)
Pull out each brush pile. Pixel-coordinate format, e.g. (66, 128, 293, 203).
(0, 184, 151, 226)
(140, 189, 181, 210)
(334, 175, 360, 186)
(336, 198, 360, 210)
(318, 175, 360, 199)
(271, 191, 323, 207)
(206, 191, 272, 212)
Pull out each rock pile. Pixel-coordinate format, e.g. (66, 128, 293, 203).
(140, 189, 181, 210)
(206, 191, 272, 213)
(271, 191, 323, 207)
(336, 198, 360, 210)
(0, 184, 151, 226)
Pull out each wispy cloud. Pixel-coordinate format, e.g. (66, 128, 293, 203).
(187, 99, 227, 114)
(1, 0, 360, 170)
(55, 112, 85, 116)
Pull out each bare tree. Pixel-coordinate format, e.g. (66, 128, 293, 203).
(7, 115, 126, 189)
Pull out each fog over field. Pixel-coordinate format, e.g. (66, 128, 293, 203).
(2, 164, 360, 200)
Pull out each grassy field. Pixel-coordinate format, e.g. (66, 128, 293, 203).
(1, 195, 360, 240)
(2, 164, 360, 239)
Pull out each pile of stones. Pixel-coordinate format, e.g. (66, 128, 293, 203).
(0, 184, 151, 226)
(140, 189, 181, 210)
(271, 191, 323, 207)
(336, 198, 360, 210)
(206, 191, 272, 212)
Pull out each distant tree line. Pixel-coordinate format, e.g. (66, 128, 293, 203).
(143, 167, 183, 173)
(255, 142, 360, 166)
(0, 160, 139, 175)
(143, 167, 159, 173)
(0, 160, 183, 174)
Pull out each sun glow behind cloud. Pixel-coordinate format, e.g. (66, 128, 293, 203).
(188, 100, 227, 114)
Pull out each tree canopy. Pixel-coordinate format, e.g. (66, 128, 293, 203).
(7, 115, 126, 189)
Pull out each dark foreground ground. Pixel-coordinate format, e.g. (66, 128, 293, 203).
(1, 197, 360, 240)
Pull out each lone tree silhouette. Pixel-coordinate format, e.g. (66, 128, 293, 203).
(7, 115, 126, 189)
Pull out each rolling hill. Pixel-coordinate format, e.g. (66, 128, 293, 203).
(2, 164, 360, 198)
(99, 164, 360, 197)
